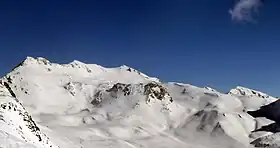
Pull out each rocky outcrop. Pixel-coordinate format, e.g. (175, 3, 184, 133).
(144, 82, 170, 100)
(91, 82, 173, 107)
(250, 134, 279, 148)
(106, 83, 134, 97)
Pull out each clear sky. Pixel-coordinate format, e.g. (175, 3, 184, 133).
(0, 0, 280, 96)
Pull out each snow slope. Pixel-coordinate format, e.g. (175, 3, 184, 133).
(0, 80, 59, 148)
(0, 56, 278, 148)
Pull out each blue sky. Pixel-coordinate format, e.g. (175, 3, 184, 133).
(0, 0, 280, 96)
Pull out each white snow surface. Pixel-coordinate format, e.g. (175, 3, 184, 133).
(0, 56, 278, 148)
(229, 86, 277, 111)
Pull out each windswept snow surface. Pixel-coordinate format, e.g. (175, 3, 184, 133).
(0, 56, 278, 148)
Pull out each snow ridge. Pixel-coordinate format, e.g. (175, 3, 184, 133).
(229, 86, 273, 99)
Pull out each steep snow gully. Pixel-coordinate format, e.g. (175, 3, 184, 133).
(0, 56, 279, 148)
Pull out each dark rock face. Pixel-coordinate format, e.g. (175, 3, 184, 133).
(247, 100, 280, 124)
(91, 83, 135, 107)
(106, 83, 133, 96)
(253, 123, 280, 133)
(63, 82, 75, 96)
(144, 82, 171, 101)
(250, 139, 272, 148)
(250, 134, 280, 148)
(91, 91, 103, 106)
(4, 82, 17, 98)
(91, 82, 173, 107)
(247, 99, 280, 142)
(127, 68, 132, 72)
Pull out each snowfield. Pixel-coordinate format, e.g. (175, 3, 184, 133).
(0, 56, 279, 148)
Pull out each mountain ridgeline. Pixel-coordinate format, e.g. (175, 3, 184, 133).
(0, 56, 279, 148)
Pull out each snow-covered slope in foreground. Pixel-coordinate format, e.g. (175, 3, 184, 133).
(1, 56, 279, 148)
(0, 80, 58, 148)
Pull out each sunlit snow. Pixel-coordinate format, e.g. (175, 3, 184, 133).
(0, 57, 279, 148)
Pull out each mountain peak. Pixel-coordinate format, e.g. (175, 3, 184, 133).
(118, 64, 137, 72)
(69, 60, 86, 65)
(228, 86, 273, 99)
(119, 64, 130, 68)
(10, 56, 51, 71)
(23, 56, 51, 65)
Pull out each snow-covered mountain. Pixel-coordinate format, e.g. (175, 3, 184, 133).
(0, 56, 279, 148)
(228, 86, 278, 112)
